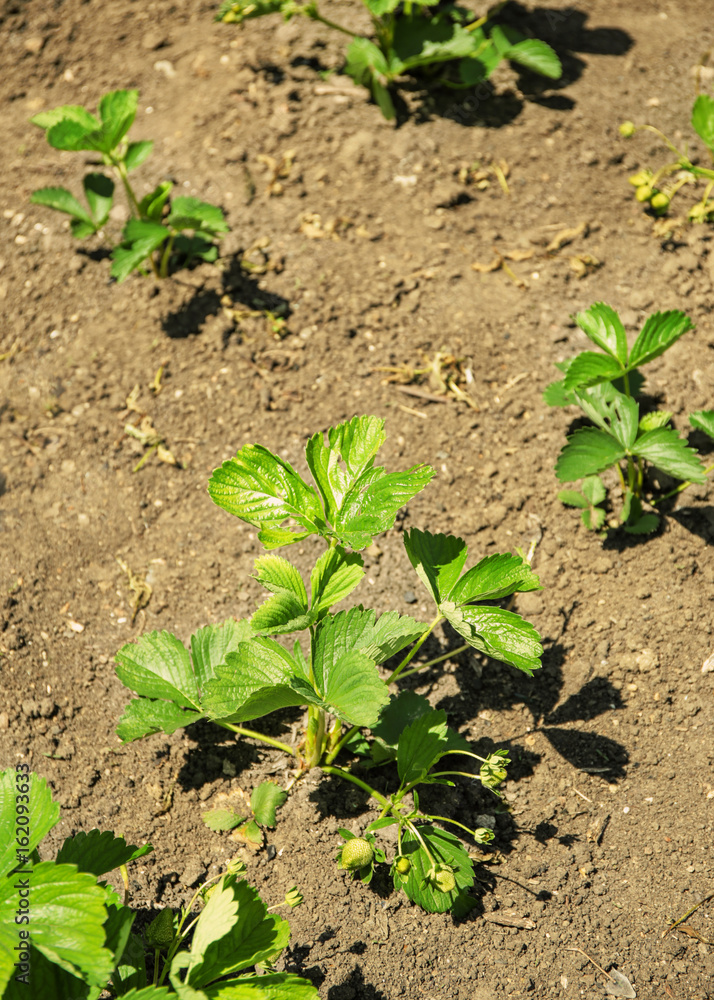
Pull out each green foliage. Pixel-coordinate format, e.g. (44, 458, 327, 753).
(0, 768, 313, 1000)
(217, 0, 560, 120)
(30, 89, 228, 281)
(547, 304, 713, 533)
(116, 415, 543, 914)
(620, 92, 714, 223)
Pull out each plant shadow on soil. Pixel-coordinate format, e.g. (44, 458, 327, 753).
(159, 256, 291, 340)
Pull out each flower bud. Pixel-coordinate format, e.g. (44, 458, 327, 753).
(628, 170, 650, 187)
(474, 827, 494, 844)
(619, 121, 636, 138)
(226, 857, 247, 877)
(635, 185, 654, 203)
(146, 908, 175, 951)
(340, 837, 373, 871)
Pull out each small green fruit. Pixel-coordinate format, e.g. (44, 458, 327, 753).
(635, 185, 654, 203)
(341, 837, 373, 871)
(430, 866, 456, 893)
(628, 170, 650, 187)
(650, 192, 670, 215)
(146, 907, 175, 950)
(619, 121, 636, 138)
(395, 856, 411, 875)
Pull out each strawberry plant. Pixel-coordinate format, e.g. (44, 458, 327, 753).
(216, 0, 560, 120)
(545, 302, 714, 533)
(619, 92, 714, 223)
(0, 767, 314, 999)
(115, 414, 544, 914)
(30, 89, 229, 282)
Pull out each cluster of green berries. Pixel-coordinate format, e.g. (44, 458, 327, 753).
(628, 170, 670, 215)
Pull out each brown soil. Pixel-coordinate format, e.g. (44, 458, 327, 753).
(2, 0, 714, 997)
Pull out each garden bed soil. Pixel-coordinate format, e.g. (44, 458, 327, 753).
(1, 0, 714, 997)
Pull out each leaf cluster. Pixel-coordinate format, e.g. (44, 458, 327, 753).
(0, 769, 315, 1000)
(546, 303, 714, 533)
(30, 90, 228, 282)
(217, 0, 560, 120)
(115, 415, 544, 914)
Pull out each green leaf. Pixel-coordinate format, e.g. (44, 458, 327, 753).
(393, 13, 480, 69)
(124, 140, 154, 172)
(397, 825, 474, 913)
(310, 546, 364, 615)
(575, 302, 628, 363)
(112, 932, 149, 994)
(116, 698, 204, 742)
(251, 556, 312, 635)
(190, 620, 254, 688)
(345, 38, 396, 120)
(403, 528, 468, 604)
(555, 429, 626, 482)
(305, 415, 385, 524)
(0, 862, 113, 992)
(30, 186, 95, 226)
(185, 877, 290, 987)
(313, 607, 426, 674)
(692, 94, 714, 153)
(111, 219, 169, 282)
(624, 513, 659, 535)
(582, 475, 606, 506)
(204, 972, 319, 999)
(371, 691, 433, 760)
(138, 182, 173, 222)
(628, 310, 693, 368)
(448, 552, 542, 605)
(319, 650, 389, 728)
(83, 172, 114, 226)
(2, 946, 96, 1000)
(202, 809, 244, 832)
(639, 411, 672, 432)
(251, 782, 287, 827)
(202, 638, 316, 724)
(582, 506, 606, 530)
(634, 427, 706, 482)
(397, 709, 468, 787)
(98, 89, 139, 150)
(574, 386, 638, 449)
(44, 118, 103, 152)
(0, 770, 59, 879)
(441, 603, 542, 675)
(333, 464, 435, 550)
(167, 197, 229, 235)
(542, 377, 576, 408)
(115, 631, 201, 708)
(208, 445, 325, 545)
(31, 104, 100, 133)
(254, 555, 306, 603)
(505, 37, 561, 78)
(118, 989, 173, 1000)
(562, 352, 624, 392)
(690, 410, 714, 439)
(558, 489, 589, 509)
(55, 830, 152, 877)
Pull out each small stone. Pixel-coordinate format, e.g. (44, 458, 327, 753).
(481, 461, 497, 478)
(403, 590, 417, 604)
(0, 713, 8, 731)
(432, 181, 467, 208)
(21, 699, 39, 718)
(142, 30, 169, 50)
(424, 216, 445, 230)
(154, 59, 176, 79)
(636, 648, 658, 672)
(38, 698, 55, 718)
(365, 543, 383, 559)
(24, 35, 45, 54)
(516, 592, 544, 616)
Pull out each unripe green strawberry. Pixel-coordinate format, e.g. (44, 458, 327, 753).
(395, 856, 411, 875)
(619, 121, 636, 138)
(146, 907, 175, 950)
(341, 837, 373, 870)
(635, 185, 654, 203)
(430, 866, 456, 893)
(650, 192, 670, 215)
(628, 170, 650, 187)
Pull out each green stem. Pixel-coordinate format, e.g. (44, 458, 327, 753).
(651, 462, 714, 505)
(324, 724, 357, 765)
(114, 159, 142, 219)
(321, 764, 391, 811)
(220, 722, 296, 757)
(159, 233, 175, 279)
(309, 10, 360, 37)
(389, 614, 442, 685)
(426, 813, 479, 838)
(405, 818, 435, 867)
(305, 708, 326, 769)
(396, 643, 468, 681)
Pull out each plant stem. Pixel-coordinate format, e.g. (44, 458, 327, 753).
(324, 724, 358, 765)
(305, 708, 326, 769)
(308, 10, 359, 37)
(651, 462, 714, 505)
(159, 233, 175, 279)
(321, 764, 391, 811)
(114, 159, 142, 219)
(426, 813, 479, 837)
(221, 723, 296, 757)
(389, 614, 442, 685)
(396, 643, 469, 681)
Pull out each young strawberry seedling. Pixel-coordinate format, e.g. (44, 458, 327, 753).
(30, 89, 229, 282)
(115, 415, 544, 914)
(216, 0, 560, 120)
(0, 767, 314, 999)
(545, 302, 714, 533)
(619, 92, 714, 222)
